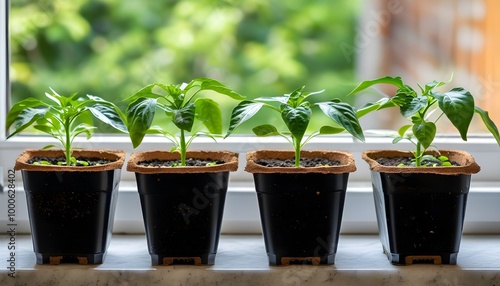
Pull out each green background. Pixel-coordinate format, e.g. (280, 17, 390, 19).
(10, 0, 361, 133)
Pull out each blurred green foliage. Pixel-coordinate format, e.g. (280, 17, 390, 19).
(10, 0, 361, 133)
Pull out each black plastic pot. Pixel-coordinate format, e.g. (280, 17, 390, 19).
(127, 150, 239, 266)
(15, 149, 125, 265)
(23, 170, 121, 264)
(246, 150, 357, 266)
(363, 150, 481, 265)
(136, 172, 229, 265)
(254, 172, 348, 265)
(372, 171, 470, 265)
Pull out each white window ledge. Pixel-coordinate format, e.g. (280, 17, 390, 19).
(2, 234, 500, 286)
(2, 135, 500, 234)
(3, 181, 500, 234)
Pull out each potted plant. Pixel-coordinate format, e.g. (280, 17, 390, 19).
(225, 86, 365, 265)
(125, 77, 243, 265)
(6, 88, 127, 264)
(348, 76, 500, 265)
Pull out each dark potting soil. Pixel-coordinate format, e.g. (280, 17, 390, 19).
(376, 157, 460, 167)
(376, 157, 412, 166)
(138, 158, 224, 167)
(28, 156, 112, 166)
(256, 157, 341, 168)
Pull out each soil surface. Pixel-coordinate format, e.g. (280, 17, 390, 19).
(377, 156, 459, 167)
(138, 158, 224, 167)
(376, 157, 413, 166)
(28, 156, 112, 166)
(256, 157, 341, 168)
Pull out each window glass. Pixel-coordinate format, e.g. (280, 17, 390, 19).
(10, 0, 361, 134)
(355, 0, 500, 134)
(9, 0, 499, 135)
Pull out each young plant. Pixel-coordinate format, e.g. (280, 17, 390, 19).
(6, 88, 127, 166)
(348, 76, 500, 166)
(225, 86, 365, 167)
(125, 77, 244, 166)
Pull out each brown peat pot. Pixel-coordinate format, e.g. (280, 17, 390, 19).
(127, 150, 238, 266)
(15, 149, 125, 265)
(362, 150, 481, 265)
(246, 150, 356, 266)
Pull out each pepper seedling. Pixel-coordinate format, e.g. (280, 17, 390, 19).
(225, 86, 365, 167)
(349, 76, 500, 166)
(6, 88, 127, 166)
(125, 77, 244, 166)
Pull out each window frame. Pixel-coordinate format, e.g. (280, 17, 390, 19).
(2, 1, 500, 235)
(1, 0, 7, 142)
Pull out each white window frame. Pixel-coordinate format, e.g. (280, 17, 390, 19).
(2, 1, 500, 235)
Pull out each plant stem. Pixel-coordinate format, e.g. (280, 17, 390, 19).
(294, 138, 301, 167)
(415, 142, 422, 167)
(64, 121, 71, 166)
(180, 129, 187, 166)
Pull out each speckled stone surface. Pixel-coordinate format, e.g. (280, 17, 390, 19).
(2, 234, 500, 285)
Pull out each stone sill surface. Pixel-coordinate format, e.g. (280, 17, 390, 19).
(2, 234, 500, 285)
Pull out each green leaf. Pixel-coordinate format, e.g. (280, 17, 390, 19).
(347, 76, 405, 96)
(400, 96, 427, 118)
(225, 100, 265, 138)
(42, 144, 57, 150)
(392, 136, 405, 144)
(157, 83, 185, 108)
(124, 84, 162, 103)
(438, 155, 449, 162)
(76, 160, 89, 166)
(49, 87, 78, 107)
(356, 98, 396, 118)
(146, 125, 170, 136)
(33, 124, 56, 136)
(475, 106, 500, 146)
(255, 96, 289, 104)
(44, 90, 62, 106)
(88, 104, 128, 133)
(126, 97, 158, 148)
(397, 124, 412, 136)
(173, 103, 196, 132)
(421, 155, 442, 165)
(422, 80, 447, 94)
(317, 101, 365, 141)
(433, 88, 474, 140)
(195, 98, 222, 134)
(391, 89, 415, 107)
(6, 98, 47, 130)
(71, 123, 97, 140)
(301, 89, 325, 100)
(319, 126, 345, 134)
(286, 86, 306, 106)
(6, 107, 50, 139)
(40, 114, 62, 132)
(281, 104, 311, 144)
(412, 119, 436, 149)
(188, 78, 245, 100)
(285, 86, 324, 107)
(191, 131, 220, 143)
(252, 124, 280, 136)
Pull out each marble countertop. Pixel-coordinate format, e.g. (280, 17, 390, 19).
(2, 234, 500, 285)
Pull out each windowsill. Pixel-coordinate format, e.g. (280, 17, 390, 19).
(4, 181, 500, 234)
(3, 234, 500, 285)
